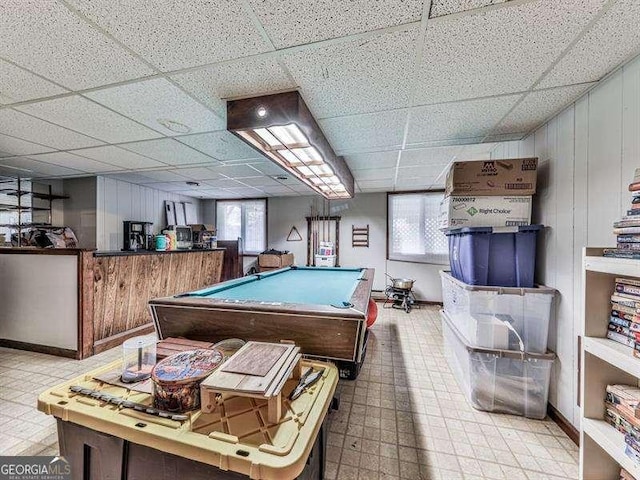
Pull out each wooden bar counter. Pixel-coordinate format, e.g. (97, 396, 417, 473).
(0, 248, 224, 359)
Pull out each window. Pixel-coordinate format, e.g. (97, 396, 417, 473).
(216, 199, 267, 254)
(387, 192, 448, 264)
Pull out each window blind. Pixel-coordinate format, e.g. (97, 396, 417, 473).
(388, 192, 449, 264)
(216, 199, 267, 254)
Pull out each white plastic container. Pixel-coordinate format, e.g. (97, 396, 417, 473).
(440, 270, 555, 353)
(441, 310, 554, 419)
(315, 254, 336, 267)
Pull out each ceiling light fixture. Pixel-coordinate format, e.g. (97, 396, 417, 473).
(227, 91, 354, 199)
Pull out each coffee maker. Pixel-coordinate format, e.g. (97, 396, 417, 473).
(123, 221, 153, 251)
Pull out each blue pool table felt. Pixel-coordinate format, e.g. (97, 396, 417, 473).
(185, 267, 364, 306)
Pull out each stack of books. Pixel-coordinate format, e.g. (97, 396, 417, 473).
(605, 168, 640, 259)
(605, 385, 640, 465)
(608, 278, 640, 351)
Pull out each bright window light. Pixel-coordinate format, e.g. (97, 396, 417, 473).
(269, 124, 308, 146)
(290, 146, 322, 163)
(310, 164, 333, 176)
(254, 128, 281, 147)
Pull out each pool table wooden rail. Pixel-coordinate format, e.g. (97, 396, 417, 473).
(149, 268, 374, 363)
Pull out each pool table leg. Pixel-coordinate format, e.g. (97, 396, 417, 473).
(268, 394, 282, 424)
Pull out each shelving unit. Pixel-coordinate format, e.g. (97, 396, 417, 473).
(0, 178, 68, 246)
(581, 247, 640, 479)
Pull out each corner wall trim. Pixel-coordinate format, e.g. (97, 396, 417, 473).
(548, 403, 579, 446)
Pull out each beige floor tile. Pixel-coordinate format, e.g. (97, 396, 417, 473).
(0, 306, 578, 480)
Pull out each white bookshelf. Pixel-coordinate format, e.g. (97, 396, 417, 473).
(581, 247, 640, 479)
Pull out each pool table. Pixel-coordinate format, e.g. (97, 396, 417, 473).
(149, 266, 374, 378)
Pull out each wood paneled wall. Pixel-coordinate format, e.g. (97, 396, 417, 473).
(88, 250, 224, 356)
(490, 54, 640, 428)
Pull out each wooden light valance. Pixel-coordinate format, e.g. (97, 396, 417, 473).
(227, 91, 355, 199)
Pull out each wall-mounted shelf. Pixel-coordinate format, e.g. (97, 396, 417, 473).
(0, 179, 68, 246)
(581, 247, 640, 479)
(352, 224, 369, 247)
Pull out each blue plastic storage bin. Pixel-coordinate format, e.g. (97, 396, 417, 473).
(445, 225, 542, 288)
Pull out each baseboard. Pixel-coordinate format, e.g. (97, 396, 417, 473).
(0, 339, 77, 359)
(547, 403, 579, 446)
(93, 324, 155, 355)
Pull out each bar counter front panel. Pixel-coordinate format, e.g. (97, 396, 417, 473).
(0, 248, 225, 358)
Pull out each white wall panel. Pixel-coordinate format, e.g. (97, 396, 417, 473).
(96, 177, 201, 251)
(491, 55, 640, 428)
(267, 193, 445, 300)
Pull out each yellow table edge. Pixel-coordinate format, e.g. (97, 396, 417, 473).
(37, 358, 338, 480)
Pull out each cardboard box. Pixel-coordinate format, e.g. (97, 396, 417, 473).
(445, 158, 538, 196)
(258, 252, 294, 268)
(439, 195, 532, 230)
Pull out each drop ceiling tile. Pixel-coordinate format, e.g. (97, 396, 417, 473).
(405, 136, 488, 148)
(260, 185, 297, 194)
(85, 78, 225, 136)
(407, 95, 519, 144)
(397, 165, 449, 178)
(357, 179, 394, 189)
(173, 167, 224, 181)
(399, 146, 461, 167)
(249, 0, 423, 49)
(135, 170, 191, 183)
(493, 84, 594, 135)
(538, 0, 640, 88)
(247, 162, 290, 176)
(0, 60, 68, 105)
(287, 184, 315, 194)
(176, 132, 261, 161)
(121, 139, 216, 165)
(0, 134, 55, 157)
(213, 164, 263, 179)
(66, 0, 270, 71)
(203, 178, 245, 188)
(70, 145, 166, 169)
(237, 176, 282, 187)
(0, 109, 103, 150)
(430, 0, 510, 17)
(415, 0, 606, 104)
(170, 58, 295, 118)
(129, 181, 187, 191)
(16, 96, 161, 144)
(0, 0, 153, 90)
(0, 157, 83, 177)
(320, 110, 408, 153)
(352, 167, 396, 181)
(283, 28, 419, 117)
(223, 186, 264, 196)
(345, 151, 399, 170)
(104, 172, 156, 184)
(27, 152, 119, 173)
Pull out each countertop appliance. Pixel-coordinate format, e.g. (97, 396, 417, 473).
(165, 225, 193, 249)
(123, 221, 153, 251)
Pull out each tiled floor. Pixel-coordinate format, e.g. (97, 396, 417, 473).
(0, 305, 578, 479)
